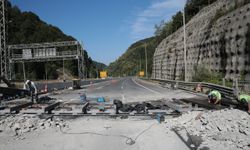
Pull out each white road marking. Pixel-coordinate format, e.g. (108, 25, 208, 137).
(121, 79, 128, 100)
(132, 78, 163, 95)
(83, 81, 106, 88)
(121, 78, 127, 90)
(63, 99, 77, 104)
(95, 86, 104, 90)
(87, 80, 114, 91)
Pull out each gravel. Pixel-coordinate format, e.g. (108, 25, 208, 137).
(165, 109, 250, 150)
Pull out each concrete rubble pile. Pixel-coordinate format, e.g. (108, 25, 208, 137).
(0, 115, 68, 137)
(166, 109, 250, 150)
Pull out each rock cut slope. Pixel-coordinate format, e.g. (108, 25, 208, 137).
(152, 0, 250, 81)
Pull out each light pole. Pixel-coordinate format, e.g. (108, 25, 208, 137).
(183, 3, 187, 82)
(140, 53, 142, 71)
(144, 43, 148, 78)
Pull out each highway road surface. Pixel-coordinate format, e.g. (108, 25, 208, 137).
(51, 77, 194, 103)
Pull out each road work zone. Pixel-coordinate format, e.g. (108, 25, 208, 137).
(0, 77, 249, 150)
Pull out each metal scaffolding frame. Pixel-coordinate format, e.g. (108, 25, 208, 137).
(0, 0, 8, 79)
(8, 41, 85, 79)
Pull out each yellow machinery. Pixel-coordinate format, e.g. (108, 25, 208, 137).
(139, 71, 145, 77)
(100, 71, 107, 79)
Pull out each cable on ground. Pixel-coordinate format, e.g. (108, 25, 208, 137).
(59, 123, 156, 145)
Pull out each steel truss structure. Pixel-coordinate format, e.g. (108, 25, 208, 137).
(0, 0, 8, 79)
(8, 41, 85, 79)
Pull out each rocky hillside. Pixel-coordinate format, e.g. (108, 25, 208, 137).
(108, 0, 217, 77)
(153, 0, 250, 81)
(108, 37, 158, 77)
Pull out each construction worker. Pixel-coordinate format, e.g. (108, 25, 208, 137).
(194, 83, 203, 92)
(208, 90, 221, 105)
(23, 80, 38, 103)
(238, 94, 250, 113)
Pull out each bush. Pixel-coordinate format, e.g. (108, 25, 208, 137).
(192, 65, 223, 84)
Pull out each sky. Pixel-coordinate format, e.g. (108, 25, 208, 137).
(10, 0, 185, 65)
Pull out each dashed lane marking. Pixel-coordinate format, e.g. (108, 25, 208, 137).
(121, 78, 128, 90)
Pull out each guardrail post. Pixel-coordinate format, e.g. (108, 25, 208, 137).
(222, 78, 225, 86)
(175, 81, 179, 89)
(233, 78, 239, 99)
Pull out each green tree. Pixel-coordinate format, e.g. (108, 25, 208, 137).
(6, 0, 105, 80)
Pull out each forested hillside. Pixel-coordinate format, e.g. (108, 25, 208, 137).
(108, 0, 217, 77)
(6, 1, 105, 80)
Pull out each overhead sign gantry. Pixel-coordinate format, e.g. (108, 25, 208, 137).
(8, 41, 85, 79)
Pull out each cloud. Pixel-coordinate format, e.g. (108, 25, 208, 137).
(131, 0, 186, 40)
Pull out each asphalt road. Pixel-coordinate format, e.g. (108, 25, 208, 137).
(35, 78, 110, 92)
(51, 77, 194, 103)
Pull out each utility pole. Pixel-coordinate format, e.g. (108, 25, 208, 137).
(45, 63, 48, 81)
(140, 53, 142, 71)
(183, 3, 187, 82)
(96, 69, 98, 78)
(144, 43, 148, 78)
(81, 41, 85, 79)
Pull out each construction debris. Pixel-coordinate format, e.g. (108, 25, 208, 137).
(166, 109, 250, 150)
(113, 100, 161, 114)
(37, 96, 55, 103)
(0, 115, 68, 137)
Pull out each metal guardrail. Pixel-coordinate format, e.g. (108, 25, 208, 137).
(239, 80, 250, 84)
(35, 78, 110, 92)
(152, 78, 236, 100)
(0, 87, 30, 97)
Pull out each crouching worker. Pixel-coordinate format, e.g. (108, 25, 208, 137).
(23, 80, 38, 103)
(208, 90, 221, 105)
(238, 94, 250, 113)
